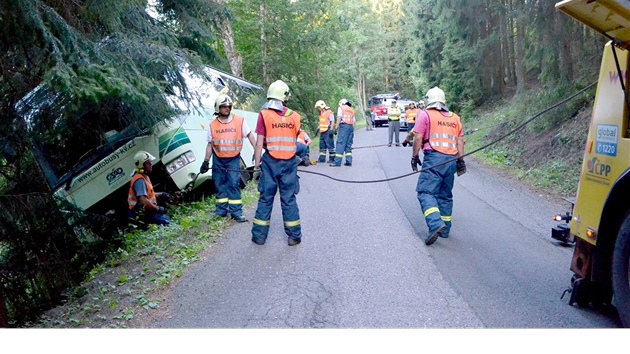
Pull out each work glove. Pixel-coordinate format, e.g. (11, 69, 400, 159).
(159, 193, 172, 203)
(411, 156, 422, 172)
(252, 166, 261, 181)
(199, 160, 210, 174)
(456, 158, 467, 176)
(402, 140, 409, 147)
(156, 206, 167, 214)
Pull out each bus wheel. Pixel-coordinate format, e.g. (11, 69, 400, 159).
(612, 214, 630, 327)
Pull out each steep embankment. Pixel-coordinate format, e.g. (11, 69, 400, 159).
(466, 89, 592, 200)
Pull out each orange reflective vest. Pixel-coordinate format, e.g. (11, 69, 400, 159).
(128, 173, 157, 210)
(297, 131, 308, 145)
(319, 109, 333, 133)
(262, 108, 301, 160)
(340, 106, 355, 125)
(406, 108, 418, 124)
(427, 109, 462, 155)
(210, 114, 244, 158)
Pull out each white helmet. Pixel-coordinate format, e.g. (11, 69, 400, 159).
(338, 98, 348, 106)
(418, 100, 425, 107)
(134, 151, 156, 167)
(425, 86, 446, 105)
(214, 94, 233, 112)
(314, 100, 326, 110)
(267, 80, 291, 102)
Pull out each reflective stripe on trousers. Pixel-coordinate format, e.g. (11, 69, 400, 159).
(318, 129, 335, 162)
(416, 150, 457, 236)
(332, 123, 353, 165)
(252, 153, 301, 243)
(212, 155, 244, 218)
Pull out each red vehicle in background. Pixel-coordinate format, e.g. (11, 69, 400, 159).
(368, 93, 400, 127)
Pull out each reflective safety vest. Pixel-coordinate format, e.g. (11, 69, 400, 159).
(388, 107, 401, 121)
(128, 173, 157, 210)
(297, 130, 308, 145)
(319, 109, 333, 133)
(406, 108, 418, 124)
(262, 108, 301, 160)
(210, 114, 244, 158)
(427, 109, 462, 155)
(340, 106, 355, 125)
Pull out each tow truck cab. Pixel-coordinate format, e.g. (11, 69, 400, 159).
(554, 0, 630, 327)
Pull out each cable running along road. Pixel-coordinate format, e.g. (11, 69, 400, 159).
(296, 81, 597, 184)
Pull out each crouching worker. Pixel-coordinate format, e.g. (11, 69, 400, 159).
(128, 151, 172, 229)
(296, 128, 312, 166)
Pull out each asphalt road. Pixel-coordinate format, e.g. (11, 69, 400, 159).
(155, 126, 621, 328)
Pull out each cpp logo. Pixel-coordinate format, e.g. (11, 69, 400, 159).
(587, 157, 611, 177)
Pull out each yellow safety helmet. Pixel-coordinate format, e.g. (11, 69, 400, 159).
(425, 87, 446, 105)
(267, 80, 291, 102)
(214, 94, 233, 113)
(314, 100, 326, 110)
(134, 151, 156, 167)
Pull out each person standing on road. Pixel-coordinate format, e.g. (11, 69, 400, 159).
(296, 128, 312, 166)
(387, 99, 402, 146)
(315, 100, 335, 163)
(410, 86, 466, 246)
(128, 151, 172, 229)
(251, 80, 303, 246)
(369, 110, 377, 131)
(199, 94, 256, 223)
(405, 101, 418, 138)
(402, 100, 426, 147)
(365, 109, 375, 131)
(330, 98, 355, 167)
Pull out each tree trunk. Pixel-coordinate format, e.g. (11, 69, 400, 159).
(216, 17, 243, 78)
(214, 0, 243, 77)
(259, 3, 269, 87)
(555, 9, 573, 82)
(515, 12, 526, 93)
(0, 283, 7, 327)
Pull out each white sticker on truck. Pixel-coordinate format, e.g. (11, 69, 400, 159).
(595, 124, 618, 157)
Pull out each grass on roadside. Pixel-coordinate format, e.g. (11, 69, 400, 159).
(27, 181, 259, 328)
(463, 85, 592, 198)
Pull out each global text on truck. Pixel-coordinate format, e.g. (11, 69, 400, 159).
(553, 0, 630, 327)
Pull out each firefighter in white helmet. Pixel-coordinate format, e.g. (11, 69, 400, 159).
(199, 94, 256, 222)
(251, 80, 302, 246)
(330, 98, 355, 167)
(315, 100, 336, 163)
(409, 86, 466, 246)
(128, 150, 171, 229)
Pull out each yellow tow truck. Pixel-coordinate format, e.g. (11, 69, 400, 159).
(553, 0, 630, 327)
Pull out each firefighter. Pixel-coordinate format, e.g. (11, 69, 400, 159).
(128, 151, 172, 229)
(410, 87, 466, 246)
(296, 128, 312, 166)
(405, 101, 418, 137)
(315, 100, 335, 163)
(330, 98, 355, 167)
(402, 100, 426, 147)
(199, 94, 256, 222)
(251, 80, 302, 246)
(387, 99, 402, 146)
